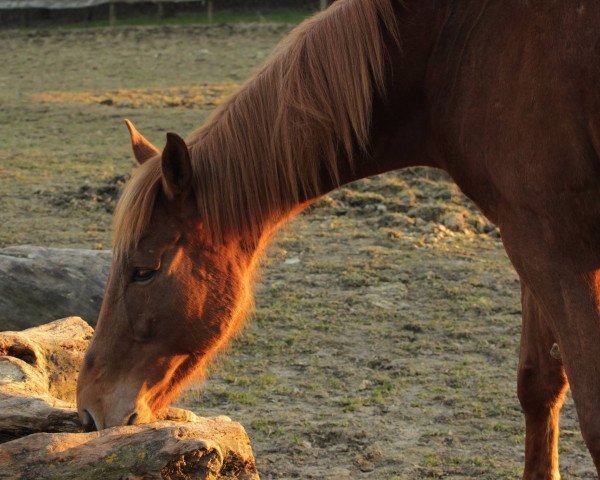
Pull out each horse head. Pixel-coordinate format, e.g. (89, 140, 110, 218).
(76, 121, 254, 430)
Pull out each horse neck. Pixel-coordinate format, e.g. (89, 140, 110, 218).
(292, 1, 446, 196)
(189, 0, 445, 246)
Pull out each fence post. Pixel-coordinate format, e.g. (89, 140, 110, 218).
(207, 0, 214, 24)
(108, 0, 116, 26)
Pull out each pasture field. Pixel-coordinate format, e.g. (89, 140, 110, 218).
(0, 24, 596, 479)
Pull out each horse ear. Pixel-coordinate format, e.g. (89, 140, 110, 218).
(124, 119, 160, 165)
(161, 132, 193, 199)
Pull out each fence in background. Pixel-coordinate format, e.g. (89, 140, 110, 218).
(0, 0, 331, 27)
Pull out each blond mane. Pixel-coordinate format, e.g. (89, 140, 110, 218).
(114, 0, 399, 256)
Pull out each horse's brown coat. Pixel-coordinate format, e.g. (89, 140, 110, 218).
(77, 1, 600, 478)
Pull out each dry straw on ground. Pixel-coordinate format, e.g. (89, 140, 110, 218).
(31, 84, 238, 109)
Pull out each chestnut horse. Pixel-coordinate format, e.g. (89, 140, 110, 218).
(77, 0, 600, 477)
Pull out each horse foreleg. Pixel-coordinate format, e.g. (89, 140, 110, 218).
(544, 271, 600, 477)
(518, 284, 568, 480)
(503, 222, 600, 477)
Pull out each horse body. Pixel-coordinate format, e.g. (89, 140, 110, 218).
(429, 4, 600, 477)
(77, 1, 600, 478)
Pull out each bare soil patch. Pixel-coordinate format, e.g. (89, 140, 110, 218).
(0, 25, 596, 479)
(34, 173, 130, 213)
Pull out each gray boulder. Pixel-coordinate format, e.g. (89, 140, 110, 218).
(0, 246, 111, 329)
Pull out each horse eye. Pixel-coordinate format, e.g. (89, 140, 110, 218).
(131, 268, 158, 283)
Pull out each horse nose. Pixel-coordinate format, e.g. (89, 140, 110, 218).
(126, 412, 139, 426)
(81, 407, 139, 429)
(82, 409, 98, 432)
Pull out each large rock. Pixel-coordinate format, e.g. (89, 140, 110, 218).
(0, 246, 111, 329)
(0, 317, 259, 479)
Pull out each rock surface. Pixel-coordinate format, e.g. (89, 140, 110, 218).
(0, 420, 259, 480)
(0, 317, 259, 479)
(0, 317, 92, 441)
(0, 246, 111, 329)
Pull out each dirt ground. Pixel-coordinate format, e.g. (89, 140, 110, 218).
(0, 24, 596, 479)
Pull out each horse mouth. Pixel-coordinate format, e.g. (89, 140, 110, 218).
(82, 409, 98, 432)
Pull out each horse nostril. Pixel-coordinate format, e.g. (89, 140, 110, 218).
(126, 412, 138, 426)
(82, 409, 98, 432)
